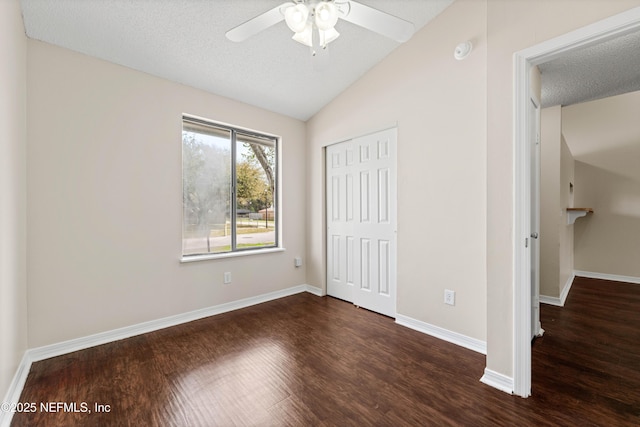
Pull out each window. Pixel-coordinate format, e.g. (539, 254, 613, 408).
(182, 116, 278, 257)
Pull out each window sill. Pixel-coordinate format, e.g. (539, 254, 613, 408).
(180, 247, 285, 263)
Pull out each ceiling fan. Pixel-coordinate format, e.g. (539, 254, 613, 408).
(225, 0, 414, 55)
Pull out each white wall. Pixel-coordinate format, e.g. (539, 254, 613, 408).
(540, 106, 562, 298)
(540, 107, 575, 299)
(566, 92, 640, 277)
(559, 136, 575, 290)
(0, 0, 28, 399)
(26, 41, 307, 348)
(307, 0, 488, 342)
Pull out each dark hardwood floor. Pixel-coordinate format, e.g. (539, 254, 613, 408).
(11, 276, 640, 426)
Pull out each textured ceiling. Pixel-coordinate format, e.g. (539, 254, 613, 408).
(540, 29, 640, 108)
(20, 0, 454, 121)
(20, 1, 640, 117)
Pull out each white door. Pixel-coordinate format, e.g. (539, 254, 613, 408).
(529, 97, 543, 339)
(326, 128, 397, 317)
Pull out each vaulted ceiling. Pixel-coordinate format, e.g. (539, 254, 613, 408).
(19, 1, 640, 120)
(562, 90, 640, 176)
(19, 0, 454, 121)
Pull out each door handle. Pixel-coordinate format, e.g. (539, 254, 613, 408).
(530, 232, 539, 239)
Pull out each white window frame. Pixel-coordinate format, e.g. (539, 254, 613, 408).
(180, 114, 282, 262)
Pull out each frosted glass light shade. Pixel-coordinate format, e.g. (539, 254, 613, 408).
(284, 4, 309, 33)
(314, 2, 338, 31)
(292, 24, 313, 47)
(319, 27, 340, 46)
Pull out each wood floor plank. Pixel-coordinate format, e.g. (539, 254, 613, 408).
(11, 277, 640, 426)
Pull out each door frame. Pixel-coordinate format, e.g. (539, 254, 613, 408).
(512, 6, 640, 398)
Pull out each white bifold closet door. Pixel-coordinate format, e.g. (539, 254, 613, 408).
(326, 128, 397, 318)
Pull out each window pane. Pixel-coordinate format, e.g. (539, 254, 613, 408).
(182, 125, 232, 255)
(182, 116, 279, 259)
(235, 133, 276, 250)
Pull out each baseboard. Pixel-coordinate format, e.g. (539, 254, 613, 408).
(0, 352, 32, 427)
(540, 273, 575, 307)
(574, 270, 640, 285)
(0, 283, 321, 427)
(395, 314, 486, 355)
(304, 284, 325, 296)
(539, 295, 561, 306)
(29, 284, 322, 363)
(480, 368, 514, 395)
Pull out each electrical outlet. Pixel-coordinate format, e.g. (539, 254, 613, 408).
(294, 257, 303, 267)
(223, 272, 232, 284)
(444, 289, 455, 306)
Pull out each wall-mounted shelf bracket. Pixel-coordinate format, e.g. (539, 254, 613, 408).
(567, 208, 593, 225)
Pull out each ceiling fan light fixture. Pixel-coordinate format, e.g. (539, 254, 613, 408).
(319, 27, 340, 47)
(226, 0, 416, 49)
(284, 4, 309, 33)
(314, 1, 338, 31)
(292, 24, 313, 47)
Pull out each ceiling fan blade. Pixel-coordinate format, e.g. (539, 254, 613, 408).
(226, 2, 294, 42)
(338, 0, 414, 43)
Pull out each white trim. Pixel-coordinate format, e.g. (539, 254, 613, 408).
(0, 284, 321, 427)
(180, 247, 286, 263)
(0, 353, 32, 427)
(480, 368, 514, 395)
(560, 273, 575, 304)
(395, 314, 487, 355)
(304, 284, 325, 296)
(539, 295, 562, 306)
(513, 48, 533, 398)
(574, 270, 640, 285)
(540, 272, 575, 307)
(511, 6, 640, 399)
